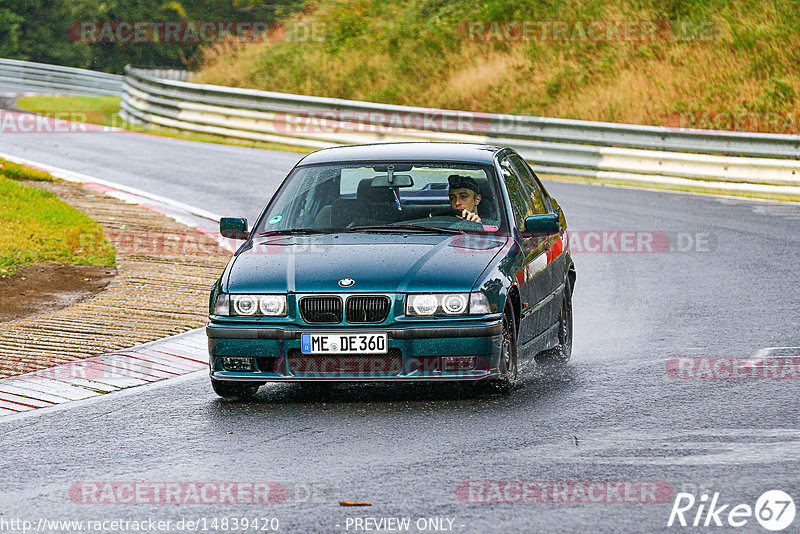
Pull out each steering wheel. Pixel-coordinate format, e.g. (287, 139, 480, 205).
(422, 208, 485, 231)
(428, 207, 465, 218)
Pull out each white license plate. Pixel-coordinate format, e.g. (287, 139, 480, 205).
(300, 333, 388, 354)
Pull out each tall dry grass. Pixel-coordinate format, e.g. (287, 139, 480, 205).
(194, 0, 800, 132)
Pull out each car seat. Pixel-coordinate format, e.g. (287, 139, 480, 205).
(355, 178, 403, 224)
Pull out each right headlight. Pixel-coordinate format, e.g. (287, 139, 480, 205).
(213, 294, 287, 317)
(406, 292, 491, 316)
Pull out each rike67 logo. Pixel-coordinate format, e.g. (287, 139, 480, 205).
(668, 490, 795, 531)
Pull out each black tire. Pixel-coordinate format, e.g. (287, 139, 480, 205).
(484, 308, 518, 393)
(211, 379, 261, 399)
(536, 282, 573, 365)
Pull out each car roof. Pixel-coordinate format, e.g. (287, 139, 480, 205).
(297, 142, 506, 166)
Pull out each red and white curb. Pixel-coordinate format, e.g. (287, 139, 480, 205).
(0, 329, 208, 416)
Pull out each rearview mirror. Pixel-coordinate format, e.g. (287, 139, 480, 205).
(524, 213, 559, 235)
(370, 174, 414, 187)
(220, 217, 249, 239)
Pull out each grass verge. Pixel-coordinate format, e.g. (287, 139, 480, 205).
(14, 95, 122, 126)
(0, 159, 116, 277)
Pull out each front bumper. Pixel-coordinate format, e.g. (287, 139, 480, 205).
(207, 319, 503, 382)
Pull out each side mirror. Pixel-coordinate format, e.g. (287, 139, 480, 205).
(220, 217, 248, 239)
(524, 213, 559, 235)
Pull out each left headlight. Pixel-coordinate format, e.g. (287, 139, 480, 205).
(212, 294, 287, 317)
(406, 292, 490, 316)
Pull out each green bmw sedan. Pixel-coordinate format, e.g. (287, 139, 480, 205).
(207, 143, 575, 398)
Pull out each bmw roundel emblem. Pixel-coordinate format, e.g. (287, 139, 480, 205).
(338, 278, 355, 287)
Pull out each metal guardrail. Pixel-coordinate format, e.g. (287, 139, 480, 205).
(0, 58, 123, 96)
(121, 66, 800, 159)
(131, 68, 193, 82)
(2, 59, 798, 199)
(120, 66, 800, 199)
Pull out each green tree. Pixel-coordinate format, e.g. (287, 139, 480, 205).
(1, 0, 307, 73)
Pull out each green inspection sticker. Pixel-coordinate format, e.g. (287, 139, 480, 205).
(268, 215, 282, 224)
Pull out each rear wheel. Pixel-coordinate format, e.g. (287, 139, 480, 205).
(536, 282, 572, 365)
(211, 379, 261, 399)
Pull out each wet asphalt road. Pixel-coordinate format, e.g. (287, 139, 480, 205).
(1, 107, 800, 533)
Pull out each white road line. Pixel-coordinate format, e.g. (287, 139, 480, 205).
(531, 429, 800, 466)
(0, 152, 239, 253)
(0, 150, 223, 221)
(739, 346, 800, 366)
(551, 176, 800, 205)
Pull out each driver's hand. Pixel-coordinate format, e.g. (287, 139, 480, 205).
(460, 209, 482, 223)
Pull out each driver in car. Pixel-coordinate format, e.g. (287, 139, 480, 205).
(448, 174, 482, 223)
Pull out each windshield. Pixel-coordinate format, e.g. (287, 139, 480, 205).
(254, 162, 508, 235)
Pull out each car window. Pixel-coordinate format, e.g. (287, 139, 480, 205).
(508, 155, 548, 215)
(339, 166, 486, 197)
(254, 162, 509, 235)
(499, 157, 534, 229)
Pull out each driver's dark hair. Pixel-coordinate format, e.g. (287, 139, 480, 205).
(447, 175, 481, 197)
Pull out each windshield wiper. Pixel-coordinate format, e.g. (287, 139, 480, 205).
(348, 224, 464, 235)
(258, 228, 332, 236)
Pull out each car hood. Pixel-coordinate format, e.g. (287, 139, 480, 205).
(225, 233, 509, 294)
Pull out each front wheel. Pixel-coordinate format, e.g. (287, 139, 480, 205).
(484, 308, 518, 393)
(535, 282, 572, 365)
(211, 379, 261, 399)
